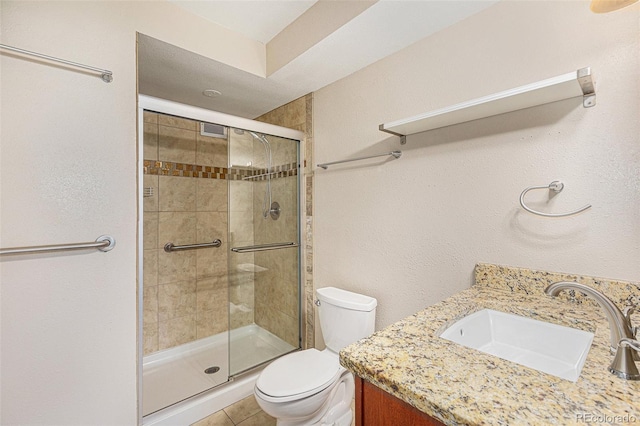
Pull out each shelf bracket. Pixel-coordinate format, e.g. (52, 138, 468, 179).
(577, 67, 596, 108)
(378, 125, 407, 145)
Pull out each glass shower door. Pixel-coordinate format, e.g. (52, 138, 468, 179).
(141, 110, 231, 416)
(227, 128, 301, 375)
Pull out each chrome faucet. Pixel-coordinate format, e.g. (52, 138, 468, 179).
(545, 281, 639, 380)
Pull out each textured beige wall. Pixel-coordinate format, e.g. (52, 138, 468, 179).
(256, 94, 314, 348)
(0, 1, 263, 424)
(313, 0, 640, 340)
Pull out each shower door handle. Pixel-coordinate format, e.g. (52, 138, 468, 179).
(164, 239, 222, 253)
(231, 242, 298, 253)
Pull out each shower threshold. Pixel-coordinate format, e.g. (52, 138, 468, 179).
(143, 324, 295, 417)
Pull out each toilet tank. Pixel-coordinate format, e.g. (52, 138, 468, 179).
(316, 287, 377, 353)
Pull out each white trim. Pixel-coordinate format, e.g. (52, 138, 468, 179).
(139, 95, 304, 142)
(137, 102, 145, 426)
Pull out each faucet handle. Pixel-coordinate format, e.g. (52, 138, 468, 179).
(623, 307, 638, 338)
(621, 338, 640, 352)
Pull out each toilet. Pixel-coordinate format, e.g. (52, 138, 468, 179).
(254, 287, 377, 426)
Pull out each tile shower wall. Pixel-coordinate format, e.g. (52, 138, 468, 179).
(228, 131, 257, 331)
(143, 111, 229, 355)
(252, 138, 300, 347)
(255, 94, 314, 349)
(227, 131, 299, 334)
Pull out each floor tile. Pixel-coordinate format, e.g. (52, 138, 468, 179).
(236, 411, 277, 426)
(191, 409, 234, 426)
(223, 395, 262, 424)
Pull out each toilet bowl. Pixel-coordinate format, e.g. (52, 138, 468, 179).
(254, 287, 377, 426)
(254, 348, 354, 425)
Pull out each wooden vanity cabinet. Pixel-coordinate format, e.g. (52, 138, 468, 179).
(355, 377, 446, 426)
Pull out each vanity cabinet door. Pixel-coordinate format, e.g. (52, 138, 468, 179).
(355, 377, 446, 426)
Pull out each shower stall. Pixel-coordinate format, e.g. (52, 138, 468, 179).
(138, 96, 303, 421)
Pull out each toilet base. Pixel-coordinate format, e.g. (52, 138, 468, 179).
(258, 370, 354, 426)
(329, 409, 353, 426)
(277, 408, 351, 426)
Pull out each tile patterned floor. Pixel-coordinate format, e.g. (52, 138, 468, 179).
(191, 395, 357, 426)
(190, 395, 276, 426)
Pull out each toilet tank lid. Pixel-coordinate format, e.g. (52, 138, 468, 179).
(316, 287, 377, 312)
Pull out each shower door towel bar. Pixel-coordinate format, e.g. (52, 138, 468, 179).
(164, 239, 222, 253)
(231, 242, 298, 253)
(317, 151, 402, 169)
(0, 44, 114, 83)
(0, 235, 116, 256)
(519, 180, 591, 217)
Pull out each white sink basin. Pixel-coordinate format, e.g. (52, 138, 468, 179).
(440, 309, 594, 382)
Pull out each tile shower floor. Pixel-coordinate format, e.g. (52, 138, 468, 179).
(229, 325, 296, 375)
(144, 325, 295, 416)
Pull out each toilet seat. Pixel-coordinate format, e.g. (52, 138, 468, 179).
(255, 349, 341, 403)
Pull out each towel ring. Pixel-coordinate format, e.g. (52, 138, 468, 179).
(519, 181, 591, 218)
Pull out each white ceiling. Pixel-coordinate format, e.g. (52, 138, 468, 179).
(167, 0, 318, 44)
(139, 1, 499, 119)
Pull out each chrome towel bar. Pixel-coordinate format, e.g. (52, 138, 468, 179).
(317, 151, 401, 169)
(164, 239, 222, 253)
(519, 181, 591, 217)
(0, 235, 116, 256)
(0, 43, 113, 83)
(231, 242, 298, 253)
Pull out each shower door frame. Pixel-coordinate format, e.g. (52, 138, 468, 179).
(136, 95, 305, 424)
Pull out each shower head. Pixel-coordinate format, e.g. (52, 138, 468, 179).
(248, 131, 274, 219)
(248, 131, 270, 145)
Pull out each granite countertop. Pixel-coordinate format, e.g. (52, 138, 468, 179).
(340, 264, 640, 425)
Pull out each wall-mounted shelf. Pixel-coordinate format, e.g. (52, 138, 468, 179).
(379, 67, 595, 144)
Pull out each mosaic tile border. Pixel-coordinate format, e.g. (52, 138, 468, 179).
(144, 160, 298, 181)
